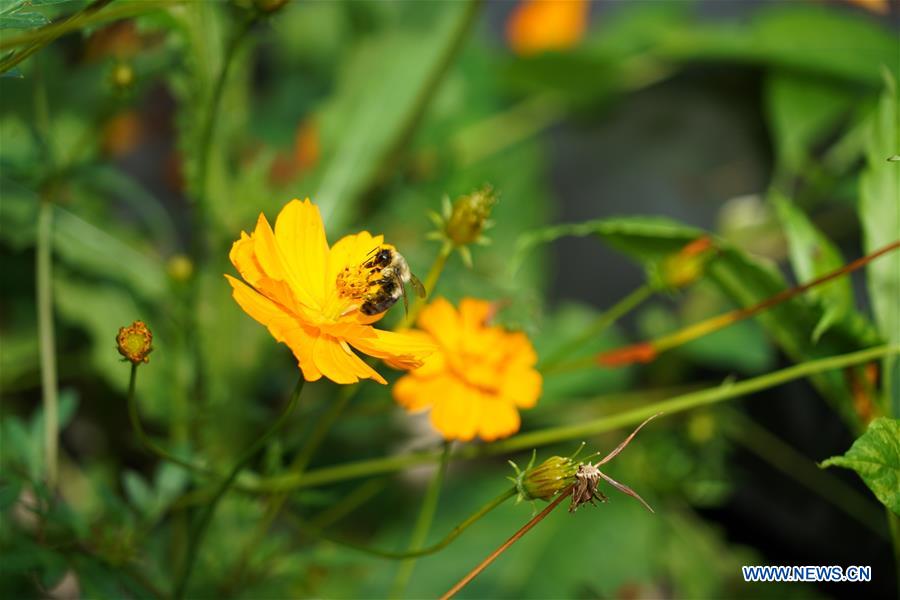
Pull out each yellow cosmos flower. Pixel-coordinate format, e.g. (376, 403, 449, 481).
(226, 199, 435, 384)
(393, 298, 542, 442)
(506, 0, 589, 57)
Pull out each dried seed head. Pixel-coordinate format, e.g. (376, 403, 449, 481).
(116, 320, 153, 365)
(509, 454, 578, 503)
(569, 462, 604, 512)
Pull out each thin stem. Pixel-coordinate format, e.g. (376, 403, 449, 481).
(390, 441, 453, 598)
(403, 242, 452, 328)
(225, 384, 358, 592)
(440, 486, 574, 600)
(172, 379, 304, 599)
(599, 240, 900, 365)
(540, 283, 653, 373)
(289, 486, 516, 560)
(243, 345, 900, 493)
(37, 201, 58, 491)
(722, 410, 887, 538)
(127, 364, 214, 477)
(0, 0, 115, 73)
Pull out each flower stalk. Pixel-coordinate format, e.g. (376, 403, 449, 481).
(37, 200, 58, 491)
(390, 441, 453, 598)
(597, 240, 900, 367)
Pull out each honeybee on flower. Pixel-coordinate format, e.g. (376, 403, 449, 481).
(226, 198, 435, 385)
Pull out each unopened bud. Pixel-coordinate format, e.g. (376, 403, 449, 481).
(446, 185, 497, 247)
(660, 236, 714, 289)
(116, 320, 153, 365)
(509, 454, 577, 502)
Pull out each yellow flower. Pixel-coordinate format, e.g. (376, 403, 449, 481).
(226, 199, 435, 384)
(506, 0, 589, 56)
(393, 298, 542, 442)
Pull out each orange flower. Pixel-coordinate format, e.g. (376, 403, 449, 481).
(506, 0, 589, 56)
(393, 298, 542, 442)
(226, 199, 435, 384)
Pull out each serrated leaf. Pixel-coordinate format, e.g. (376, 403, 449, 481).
(822, 417, 900, 515)
(859, 74, 900, 416)
(772, 194, 852, 342)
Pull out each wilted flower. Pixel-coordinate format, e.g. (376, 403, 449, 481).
(116, 320, 153, 365)
(392, 297, 541, 441)
(227, 199, 435, 384)
(506, 0, 589, 56)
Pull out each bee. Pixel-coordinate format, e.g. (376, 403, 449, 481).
(359, 245, 426, 316)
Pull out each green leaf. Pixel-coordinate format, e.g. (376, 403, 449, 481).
(765, 72, 857, 172)
(313, 1, 476, 230)
(514, 215, 881, 424)
(660, 5, 898, 87)
(0, 11, 48, 29)
(772, 194, 853, 342)
(822, 417, 900, 515)
(859, 73, 900, 416)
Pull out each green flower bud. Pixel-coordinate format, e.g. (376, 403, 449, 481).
(445, 185, 497, 247)
(509, 453, 578, 503)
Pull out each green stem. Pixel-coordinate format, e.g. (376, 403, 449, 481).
(390, 442, 453, 598)
(540, 283, 653, 373)
(244, 345, 900, 493)
(403, 242, 452, 328)
(225, 384, 359, 592)
(722, 410, 887, 538)
(290, 486, 516, 560)
(127, 364, 214, 476)
(0, 0, 115, 73)
(37, 201, 58, 491)
(172, 379, 304, 599)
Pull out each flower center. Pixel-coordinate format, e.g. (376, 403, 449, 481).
(336, 264, 378, 300)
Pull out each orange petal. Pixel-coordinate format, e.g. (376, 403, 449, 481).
(229, 231, 265, 286)
(274, 199, 329, 308)
(393, 373, 445, 412)
(430, 381, 481, 442)
(501, 366, 542, 409)
(477, 399, 521, 442)
(251, 213, 320, 312)
(506, 0, 588, 56)
(458, 298, 493, 330)
(416, 297, 461, 353)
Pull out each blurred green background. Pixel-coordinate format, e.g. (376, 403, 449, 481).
(1, 0, 898, 598)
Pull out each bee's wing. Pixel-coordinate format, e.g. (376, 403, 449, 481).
(400, 274, 410, 315)
(409, 273, 427, 298)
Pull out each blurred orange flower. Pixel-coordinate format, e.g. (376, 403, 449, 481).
(506, 0, 589, 56)
(844, 0, 889, 14)
(393, 298, 542, 442)
(226, 199, 434, 384)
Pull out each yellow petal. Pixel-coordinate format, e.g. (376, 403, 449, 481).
(348, 328, 435, 371)
(252, 213, 321, 313)
(229, 231, 264, 286)
(274, 198, 329, 308)
(458, 298, 493, 330)
(312, 334, 386, 385)
(226, 275, 322, 382)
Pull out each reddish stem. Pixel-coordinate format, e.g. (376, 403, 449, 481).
(439, 486, 574, 600)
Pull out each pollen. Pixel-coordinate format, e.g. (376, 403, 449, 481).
(336, 264, 376, 299)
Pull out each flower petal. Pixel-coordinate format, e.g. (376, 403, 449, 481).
(226, 275, 322, 381)
(252, 213, 321, 312)
(348, 328, 435, 371)
(430, 381, 481, 442)
(477, 399, 521, 442)
(273, 198, 329, 308)
(502, 367, 542, 409)
(416, 297, 460, 353)
(393, 373, 444, 412)
(312, 334, 387, 385)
